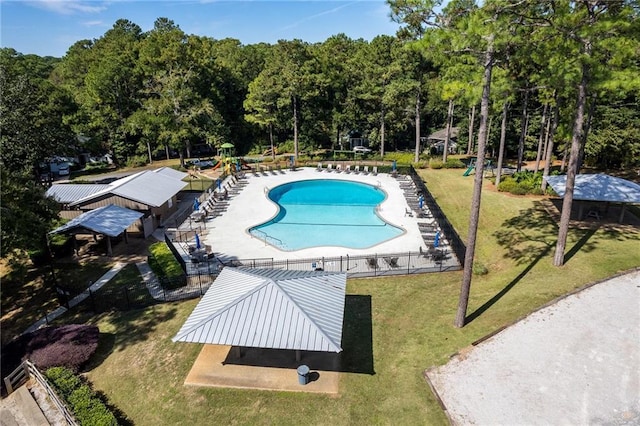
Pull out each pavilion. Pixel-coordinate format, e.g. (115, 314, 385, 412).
(173, 267, 347, 361)
(49, 204, 144, 256)
(544, 173, 640, 222)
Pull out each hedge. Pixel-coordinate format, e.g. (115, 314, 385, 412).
(46, 367, 118, 425)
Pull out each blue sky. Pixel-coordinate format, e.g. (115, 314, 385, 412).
(1, 0, 403, 57)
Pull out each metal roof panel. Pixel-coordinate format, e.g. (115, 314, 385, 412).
(173, 267, 347, 352)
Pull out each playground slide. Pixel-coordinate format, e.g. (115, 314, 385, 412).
(463, 165, 474, 176)
(239, 158, 252, 170)
(211, 161, 221, 170)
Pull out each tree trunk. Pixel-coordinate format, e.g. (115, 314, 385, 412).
(495, 101, 509, 188)
(414, 92, 421, 163)
(517, 90, 529, 172)
(578, 95, 597, 170)
(269, 124, 275, 160)
(541, 99, 559, 192)
(560, 144, 568, 172)
(443, 99, 454, 163)
(147, 141, 153, 164)
(553, 58, 590, 267)
(293, 96, 299, 158)
(380, 105, 385, 157)
(534, 103, 548, 174)
(455, 36, 494, 328)
(165, 144, 170, 161)
(467, 105, 476, 155)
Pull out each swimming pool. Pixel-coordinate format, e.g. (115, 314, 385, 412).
(249, 179, 404, 250)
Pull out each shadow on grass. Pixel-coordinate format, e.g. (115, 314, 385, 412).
(493, 202, 558, 266)
(563, 226, 599, 264)
(465, 244, 553, 325)
(222, 295, 374, 375)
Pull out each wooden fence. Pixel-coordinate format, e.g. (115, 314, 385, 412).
(4, 360, 78, 426)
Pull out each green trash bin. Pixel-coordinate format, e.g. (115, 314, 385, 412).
(297, 365, 310, 385)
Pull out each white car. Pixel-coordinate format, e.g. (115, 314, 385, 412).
(353, 146, 372, 154)
(57, 162, 70, 176)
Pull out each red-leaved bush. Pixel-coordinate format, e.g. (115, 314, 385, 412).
(1, 324, 99, 386)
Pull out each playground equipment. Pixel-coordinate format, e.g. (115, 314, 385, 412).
(463, 158, 494, 176)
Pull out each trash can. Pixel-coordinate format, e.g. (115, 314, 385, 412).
(297, 365, 310, 385)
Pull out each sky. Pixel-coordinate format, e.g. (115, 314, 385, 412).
(1, 0, 403, 57)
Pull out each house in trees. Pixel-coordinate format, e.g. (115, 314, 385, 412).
(426, 127, 460, 154)
(347, 130, 370, 151)
(46, 167, 188, 237)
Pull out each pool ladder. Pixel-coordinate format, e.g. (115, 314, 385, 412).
(252, 229, 285, 248)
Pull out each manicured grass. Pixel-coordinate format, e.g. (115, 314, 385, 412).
(72, 169, 640, 424)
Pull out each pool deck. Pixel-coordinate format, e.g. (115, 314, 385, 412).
(191, 167, 453, 267)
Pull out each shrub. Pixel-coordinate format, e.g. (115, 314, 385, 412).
(429, 159, 444, 169)
(443, 158, 466, 169)
(148, 242, 183, 278)
(46, 366, 118, 425)
(497, 178, 517, 193)
(473, 262, 489, 276)
(125, 155, 147, 168)
(148, 242, 186, 288)
(1, 325, 99, 390)
(510, 186, 528, 195)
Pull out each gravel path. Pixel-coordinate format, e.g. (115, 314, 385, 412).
(426, 269, 640, 425)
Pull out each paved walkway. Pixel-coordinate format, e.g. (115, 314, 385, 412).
(426, 269, 640, 425)
(23, 262, 126, 334)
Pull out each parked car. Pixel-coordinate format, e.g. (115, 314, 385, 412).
(57, 162, 70, 176)
(353, 146, 372, 154)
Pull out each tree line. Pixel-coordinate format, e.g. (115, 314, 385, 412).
(1, 2, 638, 272)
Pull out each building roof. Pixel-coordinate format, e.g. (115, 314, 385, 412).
(46, 183, 110, 204)
(70, 167, 188, 208)
(173, 267, 347, 353)
(152, 166, 189, 181)
(545, 174, 640, 204)
(50, 204, 144, 237)
(427, 127, 460, 141)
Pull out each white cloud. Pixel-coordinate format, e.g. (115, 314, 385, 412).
(28, 0, 107, 15)
(82, 20, 107, 27)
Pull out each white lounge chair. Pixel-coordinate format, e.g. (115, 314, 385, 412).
(344, 165, 352, 173)
(372, 166, 378, 176)
(317, 162, 323, 171)
(363, 165, 369, 175)
(354, 165, 360, 174)
(336, 164, 343, 173)
(325, 164, 333, 172)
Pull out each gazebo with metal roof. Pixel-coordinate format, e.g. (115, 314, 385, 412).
(50, 204, 144, 255)
(545, 173, 640, 222)
(173, 267, 347, 361)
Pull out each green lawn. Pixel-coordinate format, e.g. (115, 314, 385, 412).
(74, 168, 640, 425)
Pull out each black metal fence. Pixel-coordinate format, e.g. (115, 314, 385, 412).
(408, 165, 467, 265)
(213, 249, 460, 278)
(61, 165, 464, 314)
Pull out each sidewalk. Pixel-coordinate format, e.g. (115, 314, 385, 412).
(23, 262, 126, 334)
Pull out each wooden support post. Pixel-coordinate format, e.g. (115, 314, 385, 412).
(106, 236, 112, 256)
(295, 350, 301, 362)
(619, 204, 626, 223)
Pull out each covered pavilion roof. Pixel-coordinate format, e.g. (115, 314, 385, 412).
(49, 204, 144, 237)
(544, 173, 640, 204)
(173, 267, 347, 353)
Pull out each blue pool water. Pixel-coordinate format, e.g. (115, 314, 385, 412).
(249, 179, 403, 250)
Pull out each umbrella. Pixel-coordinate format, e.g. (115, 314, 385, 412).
(392, 160, 397, 171)
(419, 195, 424, 209)
(193, 198, 200, 211)
(195, 233, 201, 250)
(217, 178, 221, 190)
(433, 231, 440, 248)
